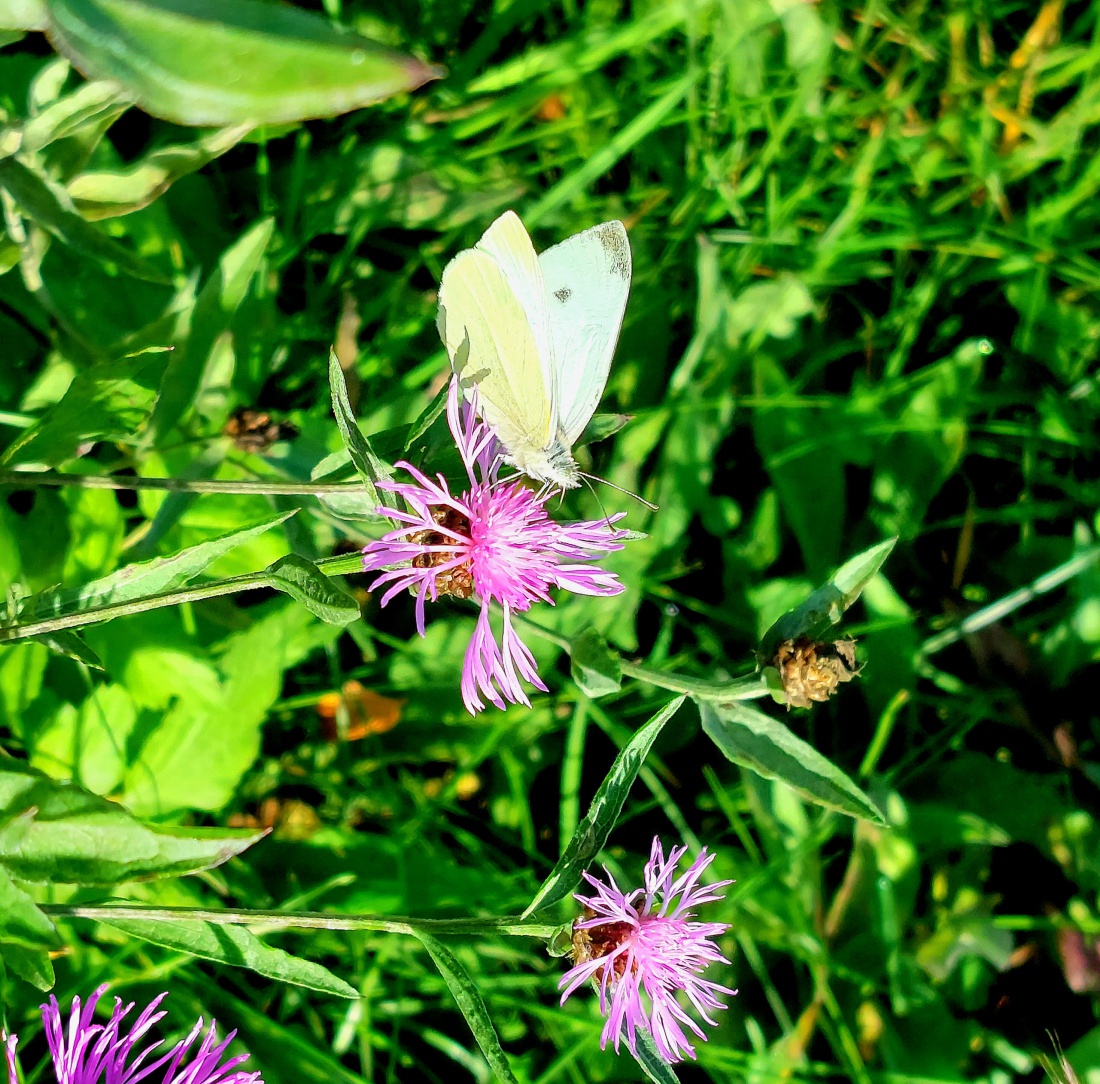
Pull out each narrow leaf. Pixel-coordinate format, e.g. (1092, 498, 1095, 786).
(570, 626, 621, 697)
(32, 629, 105, 668)
(760, 538, 897, 657)
(149, 217, 274, 440)
(21, 78, 131, 157)
(414, 931, 519, 1084)
(266, 553, 360, 626)
(46, 0, 441, 126)
(0, 156, 167, 281)
(101, 917, 358, 998)
(698, 700, 886, 823)
(0, 762, 266, 883)
(632, 1029, 682, 1084)
(328, 347, 392, 504)
(29, 510, 295, 619)
(523, 696, 685, 917)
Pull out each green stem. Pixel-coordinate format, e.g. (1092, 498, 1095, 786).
(619, 660, 769, 701)
(0, 553, 367, 644)
(0, 469, 365, 497)
(42, 903, 557, 939)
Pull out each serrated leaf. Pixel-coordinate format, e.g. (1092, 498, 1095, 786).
(0, 156, 167, 281)
(69, 124, 251, 219)
(414, 931, 518, 1084)
(149, 217, 274, 440)
(0, 867, 59, 947)
(523, 697, 685, 917)
(0, 762, 265, 883)
(265, 553, 360, 626)
(46, 0, 441, 127)
(329, 348, 393, 505)
(698, 700, 885, 823)
(101, 917, 357, 998)
(2, 353, 163, 468)
(632, 1029, 682, 1084)
(29, 510, 296, 619)
(760, 537, 897, 657)
(570, 626, 621, 697)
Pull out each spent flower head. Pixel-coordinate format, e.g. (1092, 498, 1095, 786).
(362, 378, 631, 713)
(559, 837, 736, 1064)
(3, 985, 261, 1084)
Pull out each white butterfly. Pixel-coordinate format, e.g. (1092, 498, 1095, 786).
(437, 210, 631, 490)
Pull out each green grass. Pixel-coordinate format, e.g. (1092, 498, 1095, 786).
(2, 0, 1100, 1082)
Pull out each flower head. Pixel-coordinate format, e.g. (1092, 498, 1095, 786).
(4, 985, 261, 1084)
(362, 379, 631, 713)
(559, 837, 736, 1064)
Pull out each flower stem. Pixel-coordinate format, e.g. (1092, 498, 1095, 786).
(0, 469, 365, 497)
(43, 903, 557, 939)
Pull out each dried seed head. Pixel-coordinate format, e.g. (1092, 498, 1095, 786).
(774, 637, 861, 709)
(223, 407, 297, 452)
(409, 506, 475, 599)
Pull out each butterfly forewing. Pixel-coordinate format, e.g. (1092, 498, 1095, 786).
(538, 220, 631, 446)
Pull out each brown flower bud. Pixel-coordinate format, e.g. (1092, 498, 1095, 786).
(773, 637, 861, 709)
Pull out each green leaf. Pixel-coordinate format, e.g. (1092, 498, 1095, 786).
(759, 537, 897, 657)
(45, 0, 442, 126)
(414, 931, 519, 1084)
(148, 217, 274, 441)
(523, 697, 685, 917)
(0, 867, 59, 947)
(21, 78, 131, 160)
(31, 629, 105, 668)
(402, 379, 450, 455)
(632, 1029, 681, 1084)
(698, 700, 886, 823)
(0, 762, 265, 883)
(578, 412, 631, 445)
(29, 510, 296, 619)
(0, 941, 55, 990)
(68, 124, 251, 219)
(265, 554, 360, 627)
(101, 917, 358, 998)
(0, 0, 46, 30)
(328, 347, 393, 506)
(1, 353, 163, 468)
(0, 156, 167, 281)
(570, 626, 622, 697)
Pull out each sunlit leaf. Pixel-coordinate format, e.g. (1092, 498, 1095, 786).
(266, 553, 360, 627)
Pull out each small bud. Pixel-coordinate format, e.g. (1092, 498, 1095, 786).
(773, 637, 861, 709)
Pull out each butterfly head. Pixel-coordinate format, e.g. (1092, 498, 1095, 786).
(506, 438, 581, 491)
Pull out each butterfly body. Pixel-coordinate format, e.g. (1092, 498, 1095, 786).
(437, 211, 631, 490)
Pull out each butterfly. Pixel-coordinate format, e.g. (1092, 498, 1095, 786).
(437, 210, 631, 490)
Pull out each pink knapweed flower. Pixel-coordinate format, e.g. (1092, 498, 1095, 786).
(3, 985, 261, 1084)
(559, 837, 736, 1064)
(362, 379, 630, 713)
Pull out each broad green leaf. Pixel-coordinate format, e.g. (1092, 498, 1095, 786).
(29, 510, 296, 619)
(0, 867, 58, 947)
(69, 124, 251, 219)
(0, 762, 264, 883)
(0, 0, 46, 32)
(328, 348, 393, 507)
(632, 1029, 681, 1084)
(266, 554, 360, 627)
(45, 0, 442, 126)
(101, 917, 357, 998)
(148, 217, 274, 441)
(698, 700, 885, 823)
(1, 353, 162, 468)
(414, 931, 519, 1084)
(759, 537, 897, 657)
(0, 156, 167, 281)
(0, 941, 55, 990)
(523, 696, 685, 917)
(570, 626, 621, 697)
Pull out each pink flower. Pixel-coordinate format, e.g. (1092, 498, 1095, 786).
(362, 379, 631, 713)
(559, 837, 736, 1064)
(3, 985, 261, 1084)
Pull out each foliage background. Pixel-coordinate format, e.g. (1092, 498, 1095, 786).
(2, 0, 1100, 1082)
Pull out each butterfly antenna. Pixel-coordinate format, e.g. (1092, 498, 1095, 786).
(579, 473, 615, 529)
(579, 471, 659, 512)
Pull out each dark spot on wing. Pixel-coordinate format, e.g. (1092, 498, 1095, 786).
(554, 286, 572, 303)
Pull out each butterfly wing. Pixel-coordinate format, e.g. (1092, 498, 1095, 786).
(538, 219, 631, 446)
(437, 216, 555, 453)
